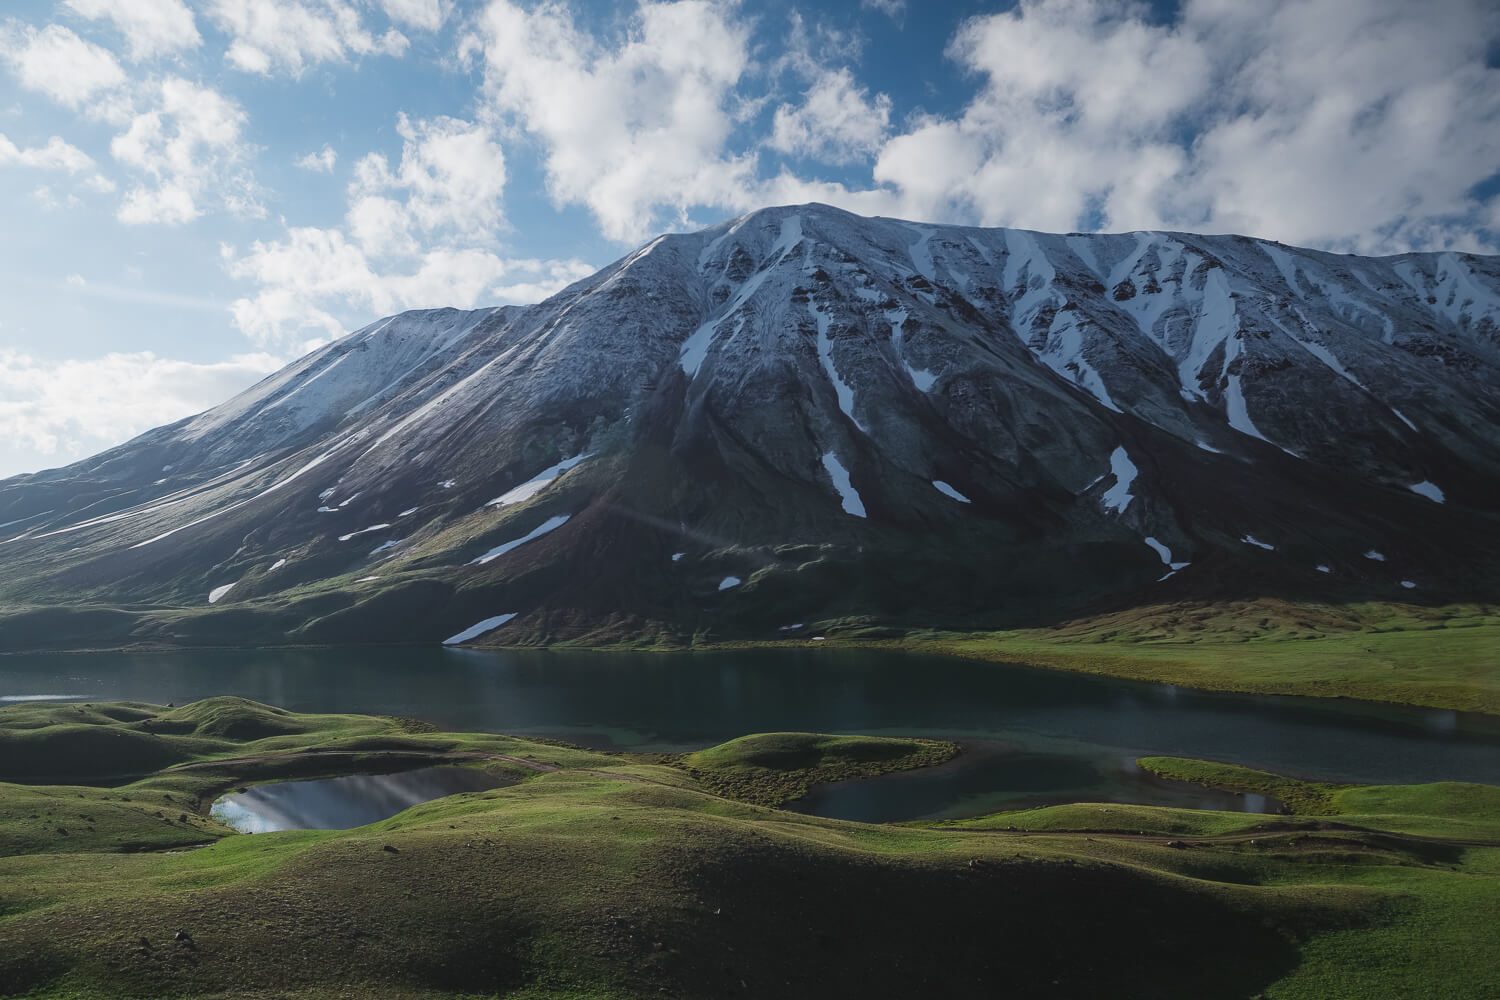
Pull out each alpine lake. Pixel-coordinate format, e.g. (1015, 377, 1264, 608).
(6, 645, 1497, 828)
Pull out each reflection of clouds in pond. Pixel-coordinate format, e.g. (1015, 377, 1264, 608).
(211, 796, 289, 834)
(211, 767, 512, 833)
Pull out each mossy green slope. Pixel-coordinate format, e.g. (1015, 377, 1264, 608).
(912, 600, 1500, 715)
(671, 732, 959, 806)
(2, 700, 1497, 1000)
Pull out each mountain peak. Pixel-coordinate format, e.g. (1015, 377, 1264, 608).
(1, 208, 1496, 651)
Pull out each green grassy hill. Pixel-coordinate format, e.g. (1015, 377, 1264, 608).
(1, 698, 1496, 999)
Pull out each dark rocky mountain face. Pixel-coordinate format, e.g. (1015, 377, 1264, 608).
(2, 203, 1497, 650)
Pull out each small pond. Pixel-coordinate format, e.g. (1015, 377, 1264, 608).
(210, 766, 513, 833)
(786, 741, 1281, 823)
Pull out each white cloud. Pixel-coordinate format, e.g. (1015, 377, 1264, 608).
(861, 0, 1211, 233)
(223, 111, 587, 348)
(858, 0, 1500, 252)
(0, 348, 282, 473)
(471, 0, 757, 242)
(223, 228, 593, 346)
(348, 113, 507, 250)
(1178, 0, 1500, 252)
(860, 0, 905, 20)
(110, 77, 260, 224)
(208, 0, 409, 76)
(0, 133, 94, 172)
(31, 185, 82, 211)
(453, 0, 1497, 256)
(296, 144, 337, 172)
(379, 0, 447, 32)
(65, 273, 86, 287)
(63, 0, 202, 61)
(0, 23, 127, 110)
(769, 68, 891, 165)
(117, 183, 199, 224)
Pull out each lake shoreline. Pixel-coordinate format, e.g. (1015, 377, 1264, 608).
(4, 626, 1497, 718)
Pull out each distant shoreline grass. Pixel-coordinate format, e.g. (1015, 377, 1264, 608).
(4, 600, 1496, 716)
(690, 603, 1500, 716)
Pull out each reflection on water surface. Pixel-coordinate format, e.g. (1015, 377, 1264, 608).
(6, 645, 1496, 822)
(210, 766, 512, 832)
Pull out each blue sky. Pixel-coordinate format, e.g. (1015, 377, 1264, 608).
(1, 0, 1497, 478)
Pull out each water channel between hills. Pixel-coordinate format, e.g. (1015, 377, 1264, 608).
(4, 646, 1497, 823)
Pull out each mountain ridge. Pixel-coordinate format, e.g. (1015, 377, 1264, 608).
(2, 203, 1497, 652)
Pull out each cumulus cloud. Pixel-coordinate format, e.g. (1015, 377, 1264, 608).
(31, 185, 82, 211)
(1179, 0, 1500, 252)
(63, 0, 202, 61)
(0, 348, 282, 473)
(223, 228, 593, 346)
(860, 0, 905, 21)
(296, 144, 337, 172)
(450, 0, 1496, 255)
(379, 0, 448, 32)
(347, 113, 507, 253)
(470, 0, 757, 242)
(861, 0, 1500, 252)
(0, 23, 127, 110)
(0, 133, 94, 172)
(769, 67, 891, 165)
(208, 0, 409, 76)
(110, 77, 261, 224)
(223, 111, 589, 348)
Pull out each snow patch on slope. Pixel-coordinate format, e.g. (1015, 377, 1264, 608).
(821, 452, 867, 517)
(811, 301, 866, 431)
(486, 454, 592, 507)
(932, 480, 970, 503)
(681, 213, 803, 376)
(1100, 447, 1138, 514)
(1408, 481, 1445, 503)
(444, 613, 518, 645)
(338, 524, 391, 541)
(469, 514, 571, 565)
(1143, 536, 1190, 569)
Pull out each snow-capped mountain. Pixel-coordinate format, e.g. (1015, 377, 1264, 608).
(2, 204, 1497, 650)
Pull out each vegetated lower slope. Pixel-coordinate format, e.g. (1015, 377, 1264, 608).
(908, 599, 1500, 714)
(2, 698, 1496, 1000)
(1, 203, 1498, 652)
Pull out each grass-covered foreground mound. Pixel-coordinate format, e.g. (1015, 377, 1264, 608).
(1, 698, 1497, 999)
(669, 732, 958, 806)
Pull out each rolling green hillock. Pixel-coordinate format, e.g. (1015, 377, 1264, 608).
(673, 732, 959, 805)
(1, 700, 1497, 1000)
(157, 697, 310, 740)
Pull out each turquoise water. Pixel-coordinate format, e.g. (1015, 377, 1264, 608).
(4, 645, 1496, 821)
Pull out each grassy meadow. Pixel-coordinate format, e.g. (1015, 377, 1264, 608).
(0, 697, 1496, 999)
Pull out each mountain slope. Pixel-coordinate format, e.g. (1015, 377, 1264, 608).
(2, 204, 1497, 651)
